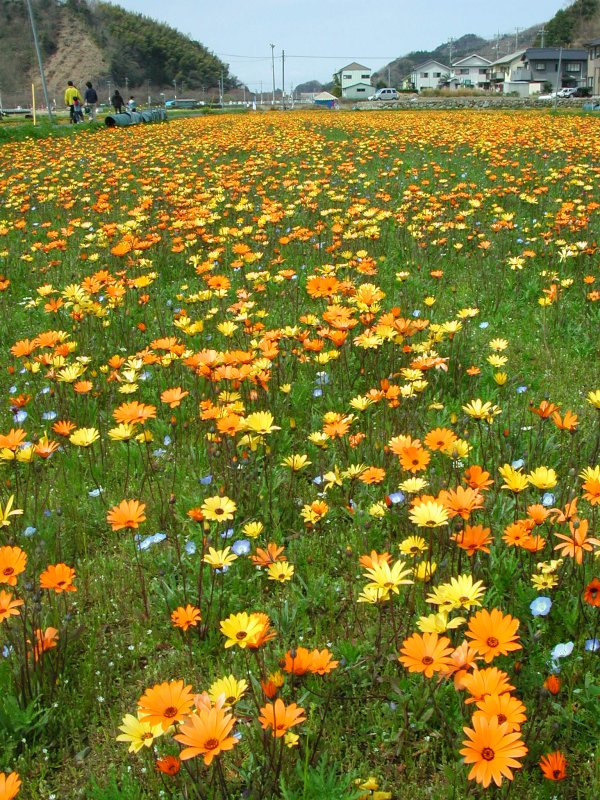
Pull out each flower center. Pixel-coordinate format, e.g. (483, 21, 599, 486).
(215, 508, 224, 515)
(57, 580, 66, 587)
(3, 567, 14, 575)
(481, 747, 495, 761)
(553, 770, 561, 779)
(236, 631, 247, 640)
(487, 637, 499, 648)
(163, 706, 178, 718)
(204, 737, 220, 750)
(142, 732, 154, 740)
(497, 714, 507, 724)
(422, 656, 434, 665)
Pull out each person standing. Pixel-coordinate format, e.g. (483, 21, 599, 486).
(84, 81, 98, 122)
(127, 96, 136, 112)
(64, 80, 80, 124)
(111, 89, 124, 114)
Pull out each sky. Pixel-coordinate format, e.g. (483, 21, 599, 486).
(112, 0, 567, 91)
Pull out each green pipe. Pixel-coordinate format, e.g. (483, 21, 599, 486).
(105, 108, 167, 127)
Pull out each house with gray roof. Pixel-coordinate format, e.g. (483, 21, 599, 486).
(489, 48, 588, 94)
(333, 62, 373, 100)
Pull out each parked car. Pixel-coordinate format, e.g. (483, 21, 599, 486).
(557, 87, 577, 98)
(368, 88, 399, 101)
(574, 87, 592, 97)
(165, 99, 203, 109)
(537, 92, 557, 101)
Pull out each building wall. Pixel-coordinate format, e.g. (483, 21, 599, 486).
(412, 65, 447, 91)
(340, 69, 372, 90)
(342, 82, 373, 100)
(588, 46, 600, 94)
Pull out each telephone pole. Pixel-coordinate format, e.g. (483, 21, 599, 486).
(515, 27, 522, 51)
(270, 44, 276, 105)
(539, 27, 546, 48)
(24, 0, 53, 122)
(281, 49, 285, 109)
(448, 37, 454, 68)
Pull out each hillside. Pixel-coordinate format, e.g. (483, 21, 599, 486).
(0, 0, 237, 106)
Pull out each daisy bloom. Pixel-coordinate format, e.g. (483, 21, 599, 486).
(0, 772, 21, 799)
(259, 698, 306, 737)
(0, 546, 27, 587)
(466, 608, 521, 663)
(409, 501, 449, 528)
(473, 693, 527, 732)
(0, 590, 24, 623)
(220, 611, 267, 649)
(160, 387, 189, 408)
(584, 577, 600, 607)
(116, 713, 164, 753)
(137, 680, 195, 731)
(208, 675, 248, 707)
(201, 495, 237, 522)
(106, 499, 146, 531)
(39, 563, 77, 593)
(539, 751, 567, 781)
(171, 605, 201, 631)
(175, 703, 238, 765)
(155, 755, 181, 775)
(460, 716, 527, 788)
(462, 668, 515, 704)
(399, 632, 454, 678)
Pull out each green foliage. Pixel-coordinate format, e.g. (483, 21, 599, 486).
(545, 0, 599, 45)
(280, 756, 362, 800)
(88, 768, 147, 800)
(0, 688, 51, 764)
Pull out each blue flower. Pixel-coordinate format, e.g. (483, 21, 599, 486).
(312, 388, 323, 398)
(199, 475, 213, 485)
(184, 540, 197, 555)
(516, 385, 528, 394)
(136, 532, 167, 551)
(542, 493, 555, 508)
(550, 641, 574, 670)
(530, 596, 552, 617)
(23, 526, 36, 537)
(387, 491, 405, 505)
(511, 458, 525, 470)
(232, 539, 251, 556)
(585, 638, 599, 652)
(479, 321, 489, 329)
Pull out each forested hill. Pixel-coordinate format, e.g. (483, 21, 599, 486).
(0, 0, 237, 99)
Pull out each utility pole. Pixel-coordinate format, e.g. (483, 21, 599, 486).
(555, 46, 563, 105)
(539, 27, 546, 48)
(146, 78, 150, 106)
(107, 79, 112, 104)
(125, 76, 129, 93)
(449, 37, 454, 68)
(270, 44, 276, 105)
(515, 27, 522, 51)
(219, 71, 224, 105)
(24, 0, 53, 122)
(388, 66, 391, 86)
(260, 80, 263, 105)
(281, 49, 285, 109)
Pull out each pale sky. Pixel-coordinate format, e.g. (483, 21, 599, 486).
(111, 0, 566, 90)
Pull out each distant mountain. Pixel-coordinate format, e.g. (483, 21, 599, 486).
(0, 0, 237, 104)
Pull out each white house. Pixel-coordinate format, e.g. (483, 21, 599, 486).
(334, 62, 373, 99)
(410, 60, 450, 91)
(451, 54, 492, 88)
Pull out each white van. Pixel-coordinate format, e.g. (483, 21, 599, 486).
(369, 88, 399, 101)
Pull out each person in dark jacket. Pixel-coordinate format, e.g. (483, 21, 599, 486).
(84, 81, 99, 122)
(111, 90, 124, 114)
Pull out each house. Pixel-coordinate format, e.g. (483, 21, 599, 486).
(333, 62, 373, 100)
(451, 54, 492, 89)
(410, 59, 450, 92)
(488, 48, 588, 94)
(585, 38, 600, 94)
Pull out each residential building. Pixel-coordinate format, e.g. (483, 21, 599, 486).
(488, 48, 588, 93)
(585, 38, 600, 94)
(333, 62, 373, 100)
(451, 54, 492, 89)
(410, 59, 450, 92)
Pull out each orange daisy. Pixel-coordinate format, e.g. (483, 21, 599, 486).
(398, 632, 454, 678)
(539, 750, 567, 781)
(171, 605, 201, 631)
(175, 702, 237, 764)
(460, 716, 527, 788)
(138, 680, 195, 731)
(0, 546, 27, 587)
(258, 698, 306, 737)
(106, 499, 147, 531)
(466, 609, 521, 663)
(39, 563, 77, 593)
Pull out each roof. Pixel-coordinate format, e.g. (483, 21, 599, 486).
(585, 38, 600, 46)
(489, 49, 526, 67)
(339, 62, 371, 71)
(524, 47, 587, 60)
(452, 53, 492, 67)
(412, 59, 450, 72)
(314, 91, 337, 100)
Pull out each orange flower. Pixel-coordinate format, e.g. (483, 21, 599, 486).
(73, 380, 93, 394)
(466, 609, 521, 663)
(530, 400, 559, 419)
(52, 419, 76, 437)
(359, 466, 386, 484)
(460, 716, 527, 788)
(0, 771, 21, 799)
(527, 504, 551, 525)
(171, 605, 201, 631)
(258, 698, 306, 737)
(463, 465, 494, 491)
(583, 577, 600, 607)
(106, 499, 147, 531)
(399, 446, 431, 474)
(473, 693, 527, 732)
(0, 429, 26, 451)
(539, 751, 566, 781)
(398, 632, 454, 678)
(160, 387, 189, 408)
(250, 543, 287, 567)
(440, 641, 481, 689)
(282, 647, 313, 676)
(551, 410, 578, 431)
(554, 519, 600, 564)
(138, 680, 195, 731)
(0, 590, 24, 622)
(544, 675, 561, 695)
(308, 648, 339, 675)
(39, 563, 77, 593)
(113, 401, 156, 425)
(0, 546, 27, 587)
(358, 550, 392, 569)
(583, 475, 600, 506)
(462, 668, 515, 704)
(31, 627, 58, 662)
(452, 525, 492, 556)
(155, 755, 181, 775)
(439, 486, 484, 520)
(424, 427, 457, 452)
(175, 702, 238, 764)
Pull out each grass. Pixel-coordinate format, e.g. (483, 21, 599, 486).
(0, 109, 598, 799)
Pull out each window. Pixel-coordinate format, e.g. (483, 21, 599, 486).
(535, 63, 546, 70)
(356, 88, 366, 92)
(343, 74, 352, 79)
(361, 73, 370, 79)
(458, 68, 469, 74)
(433, 72, 441, 77)
(420, 72, 428, 78)
(566, 63, 581, 72)
(479, 68, 487, 74)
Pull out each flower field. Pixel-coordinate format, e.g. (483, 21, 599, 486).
(0, 109, 599, 798)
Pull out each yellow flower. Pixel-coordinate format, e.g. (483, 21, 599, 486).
(208, 675, 248, 707)
(499, 464, 529, 493)
(363, 560, 413, 595)
(531, 573, 558, 590)
(220, 612, 267, 649)
(357, 585, 390, 604)
(417, 611, 466, 633)
(413, 561, 437, 582)
(116, 713, 164, 753)
(201, 495, 237, 522)
(242, 412, 280, 435)
(409, 501, 449, 528)
(281, 454, 311, 471)
(489, 338, 508, 351)
(108, 423, 137, 441)
(487, 354, 508, 368)
(527, 466, 557, 490)
(398, 477, 429, 494)
(243, 521, 264, 539)
(494, 372, 508, 386)
(203, 547, 238, 569)
(0, 496, 23, 528)
(398, 536, 428, 556)
(463, 399, 501, 421)
(368, 501, 387, 518)
(284, 731, 299, 748)
(267, 562, 295, 583)
(426, 574, 485, 611)
(69, 427, 100, 447)
(587, 390, 600, 409)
